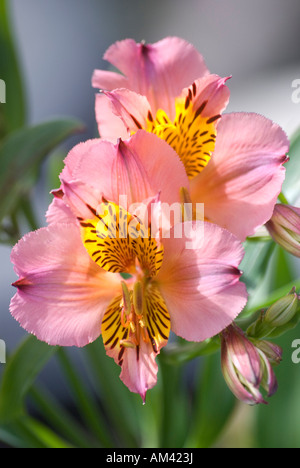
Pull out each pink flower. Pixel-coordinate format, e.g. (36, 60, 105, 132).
(266, 204, 300, 257)
(221, 325, 281, 405)
(92, 37, 289, 241)
(10, 131, 247, 401)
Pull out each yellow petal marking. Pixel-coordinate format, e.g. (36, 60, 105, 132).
(80, 200, 164, 277)
(146, 82, 220, 179)
(101, 284, 170, 367)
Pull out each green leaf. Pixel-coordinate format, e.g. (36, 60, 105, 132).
(0, 0, 27, 138)
(0, 335, 57, 422)
(0, 416, 73, 448)
(28, 384, 97, 448)
(0, 117, 84, 223)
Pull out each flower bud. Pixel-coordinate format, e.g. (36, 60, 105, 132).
(266, 204, 300, 257)
(254, 340, 282, 367)
(264, 288, 299, 327)
(247, 289, 300, 339)
(221, 325, 280, 405)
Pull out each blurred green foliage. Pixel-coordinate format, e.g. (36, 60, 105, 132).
(0, 0, 26, 139)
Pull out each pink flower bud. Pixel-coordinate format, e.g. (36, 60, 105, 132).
(266, 204, 300, 257)
(221, 325, 281, 405)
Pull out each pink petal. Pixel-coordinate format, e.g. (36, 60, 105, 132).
(95, 93, 130, 141)
(46, 197, 77, 225)
(257, 349, 278, 397)
(106, 338, 158, 402)
(93, 37, 209, 117)
(103, 88, 151, 136)
(92, 69, 129, 91)
(62, 139, 106, 182)
(60, 131, 189, 219)
(10, 224, 121, 347)
(157, 221, 248, 341)
(191, 113, 289, 240)
(179, 74, 230, 119)
(61, 179, 104, 221)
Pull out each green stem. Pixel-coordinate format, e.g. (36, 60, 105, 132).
(278, 192, 290, 205)
(240, 278, 300, 319)
(56, 348, 114, 447)
(246, 235, 272, 243)
(160, 336, 220, 365)
(159, 358, 189, 448)
(84, 339, 139, 448)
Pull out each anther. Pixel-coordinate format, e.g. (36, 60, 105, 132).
(120, 340, 136, 349)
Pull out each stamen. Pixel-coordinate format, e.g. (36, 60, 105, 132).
(140, 326, 150, 344)
(119, 340, 136, 349)
(133, 281, 143, 317)
(179, 186, 192, 205)
(121, 281, 131, 315)
(130, 321, 136, 334)
(179, 186, 193, 222)
(121, 309, 130, 328)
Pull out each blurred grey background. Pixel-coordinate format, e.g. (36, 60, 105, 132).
(1, 0, 300, 355)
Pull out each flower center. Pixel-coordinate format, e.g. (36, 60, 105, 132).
(80, 199, 170, 363)
(146, 81, 220, 179)
(80, 199, 164, 278)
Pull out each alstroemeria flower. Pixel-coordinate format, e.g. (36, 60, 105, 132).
(92, 37, 289, 241)
(10, 131, 247, 400)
